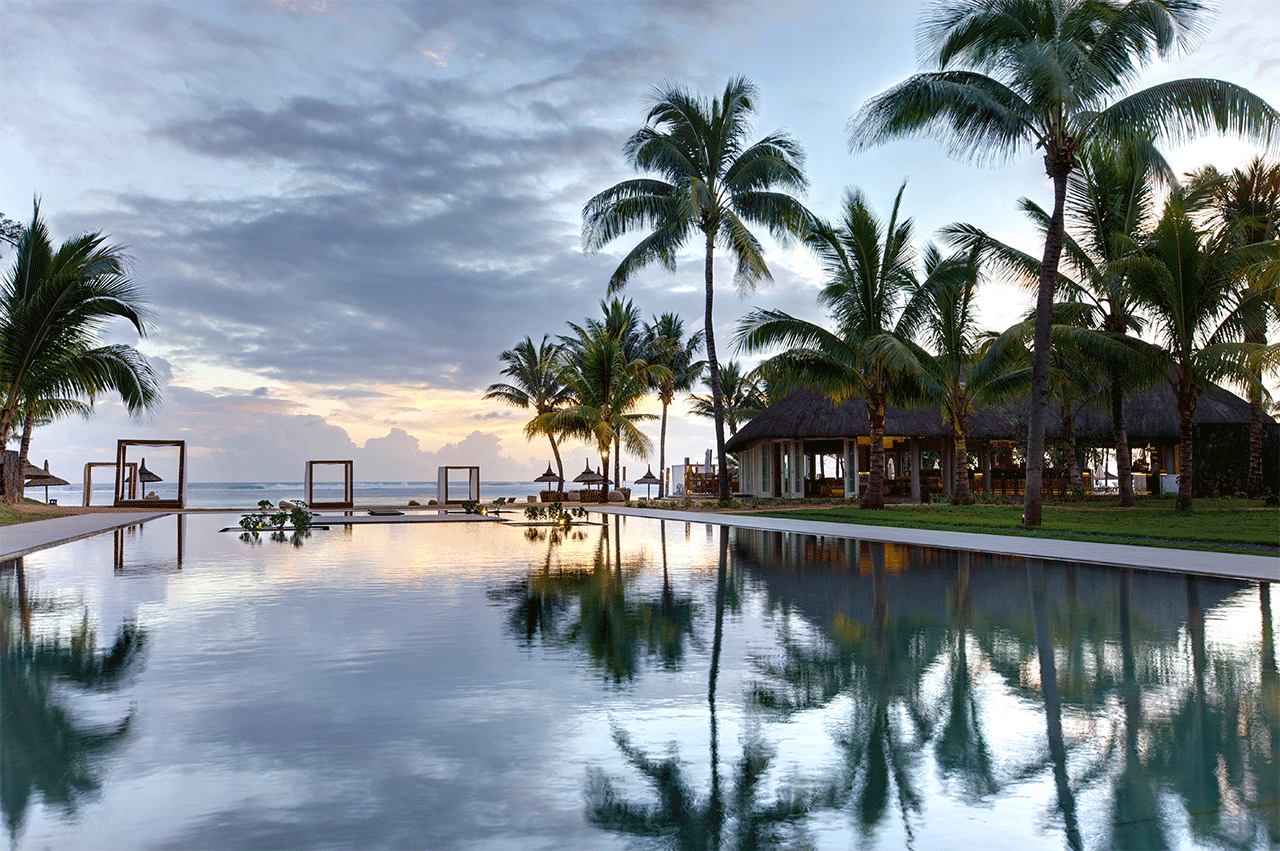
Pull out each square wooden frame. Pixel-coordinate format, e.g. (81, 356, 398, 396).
(305, 460, 354, 509)
(114, 440, 186, 508)
(437, 466, 479, 505)
(84, 461, 137, 506)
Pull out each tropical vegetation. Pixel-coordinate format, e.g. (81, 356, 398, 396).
(0, 202, 160, 503)
(583, 76, 815, 501)
(850, 0, 1279, 526)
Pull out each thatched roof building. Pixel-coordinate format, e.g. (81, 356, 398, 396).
(725, 383, 1274, 500)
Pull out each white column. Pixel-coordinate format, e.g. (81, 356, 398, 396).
(843, 439, 852, 500)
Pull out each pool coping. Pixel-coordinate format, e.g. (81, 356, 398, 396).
(1, 511, 171, 561)
(590, 505, 1280, 583)
(3, 506, 1276, 583)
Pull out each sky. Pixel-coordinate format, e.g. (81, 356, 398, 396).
(3, 0, 1278, 484)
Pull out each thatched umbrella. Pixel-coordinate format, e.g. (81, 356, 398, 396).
(634, 466, 661, 499)
(534, 464, 563, 484)
(137, 457, 163, 483)
(24, 459, 69, 503)
(572, 461, 604, 484)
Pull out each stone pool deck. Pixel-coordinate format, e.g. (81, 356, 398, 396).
(3, 506, 1276, 583)
(591, 505, 1280, 583)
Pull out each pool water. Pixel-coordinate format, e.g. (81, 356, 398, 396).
(1, 514, 1275, 850)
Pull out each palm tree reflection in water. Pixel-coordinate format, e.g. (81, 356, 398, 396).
(584, 526, 811, 849)
(0, 557, 146, 844)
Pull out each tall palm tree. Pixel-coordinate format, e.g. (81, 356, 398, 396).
(852, 0, 1279, 526)
(1120, 192, 1274, 509)
(1, 202, 160, 502)
(642, 313, 704, 498)
(947, 139, 1175, 505)
(901, 243, 991, 504)
(541, 329, 664, 496)
(687, 360, 760, 437)
(561, 299, 648, 487)
(484, 335, 573, 485)
(1185, 157, 1280, 496)
(738, 184, 925, 510)
(583, 77, 814, 502)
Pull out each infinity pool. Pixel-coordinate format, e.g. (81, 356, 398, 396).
(1, 514, 1275, 850)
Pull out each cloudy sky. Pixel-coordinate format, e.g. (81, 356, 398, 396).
(4, 0, 1278, 483)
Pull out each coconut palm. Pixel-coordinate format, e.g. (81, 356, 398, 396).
(947, 139, 1174, 505)
(687, 360, 761, 437)
(1119, 192, 1275, 509)
(852, 0, 1279, 526)
(737, 184, 925, 510)
(642, 314, 704, 498)
(901, 243, 992, 504)
(561, 299, 648, 487)
(1, 202, 160, 501)
(484, 335, 574, 485)
(541, 328, 664, 496)
(1185, 157, 1280, 496)
(583, 76, 814, 502)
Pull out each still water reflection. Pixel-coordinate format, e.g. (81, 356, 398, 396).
(1, 515, 1274, 849)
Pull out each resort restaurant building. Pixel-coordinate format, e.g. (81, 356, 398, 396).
(724, 385, 1276, 501)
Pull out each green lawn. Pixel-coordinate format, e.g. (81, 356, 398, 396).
(747, 499, 1280, 555)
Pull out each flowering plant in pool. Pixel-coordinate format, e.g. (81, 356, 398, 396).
(239, 499, 314, 540)
(523, 502, 588, 526)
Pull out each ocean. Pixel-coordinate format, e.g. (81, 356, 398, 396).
(32, 480, 550, 510)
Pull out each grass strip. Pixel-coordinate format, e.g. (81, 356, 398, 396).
(747, 502, 1279, 556)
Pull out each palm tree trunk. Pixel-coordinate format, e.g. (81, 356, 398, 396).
(613, 434, 620, 494)
(548, 434, 564, 493)
(1025, 166, 1071, 528)
(953, 416, 973, 505)
(1061, 406, 1083, 492)
(862, 383, 887, 510)
(1176, 382, 1197, 510)
(1246, 313, 1266, 496)
(1111, 378, 1135, 507)
(703, 229, 730, 502)
(658, 400, 669, 499)
(17, 404, 36, 474)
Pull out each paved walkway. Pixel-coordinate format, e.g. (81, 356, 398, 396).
(1, 512, 170, 560)
(4, 506, 1276, 582)
(592, 506, 1280, 582)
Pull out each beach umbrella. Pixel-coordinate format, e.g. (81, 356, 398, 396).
(634, 466, 661, 499)
(573, 461, 604, 484)
(24, 460, 69, 503)
(138, 457, 163, 483)
(534, 464, 563, 484)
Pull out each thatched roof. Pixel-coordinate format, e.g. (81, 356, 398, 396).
(725, 383, 1270, 451)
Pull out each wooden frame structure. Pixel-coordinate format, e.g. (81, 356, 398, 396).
(84, 461, 137, 506)
(437, 465, 479, 505)
(305, 460, 354, 509)
(114, 440, 186, 508)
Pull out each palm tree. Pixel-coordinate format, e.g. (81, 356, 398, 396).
(561, 299, 648, 487)
(947, 139, 1175, 506)
(1, 202, 160, 502)
(1185, 157, 1280, 496)
(642, 314, 704, 498)
(687, 360, 760, 437)
(541, 328, 664, 496)
(1120, 192, 1274, 509)
(484, 335, 573, 485)
(583, 77, 814, 502)
(851, 0, 1279, 526)
(737, 184, 925, 510)
(901, 243, 990, 504)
